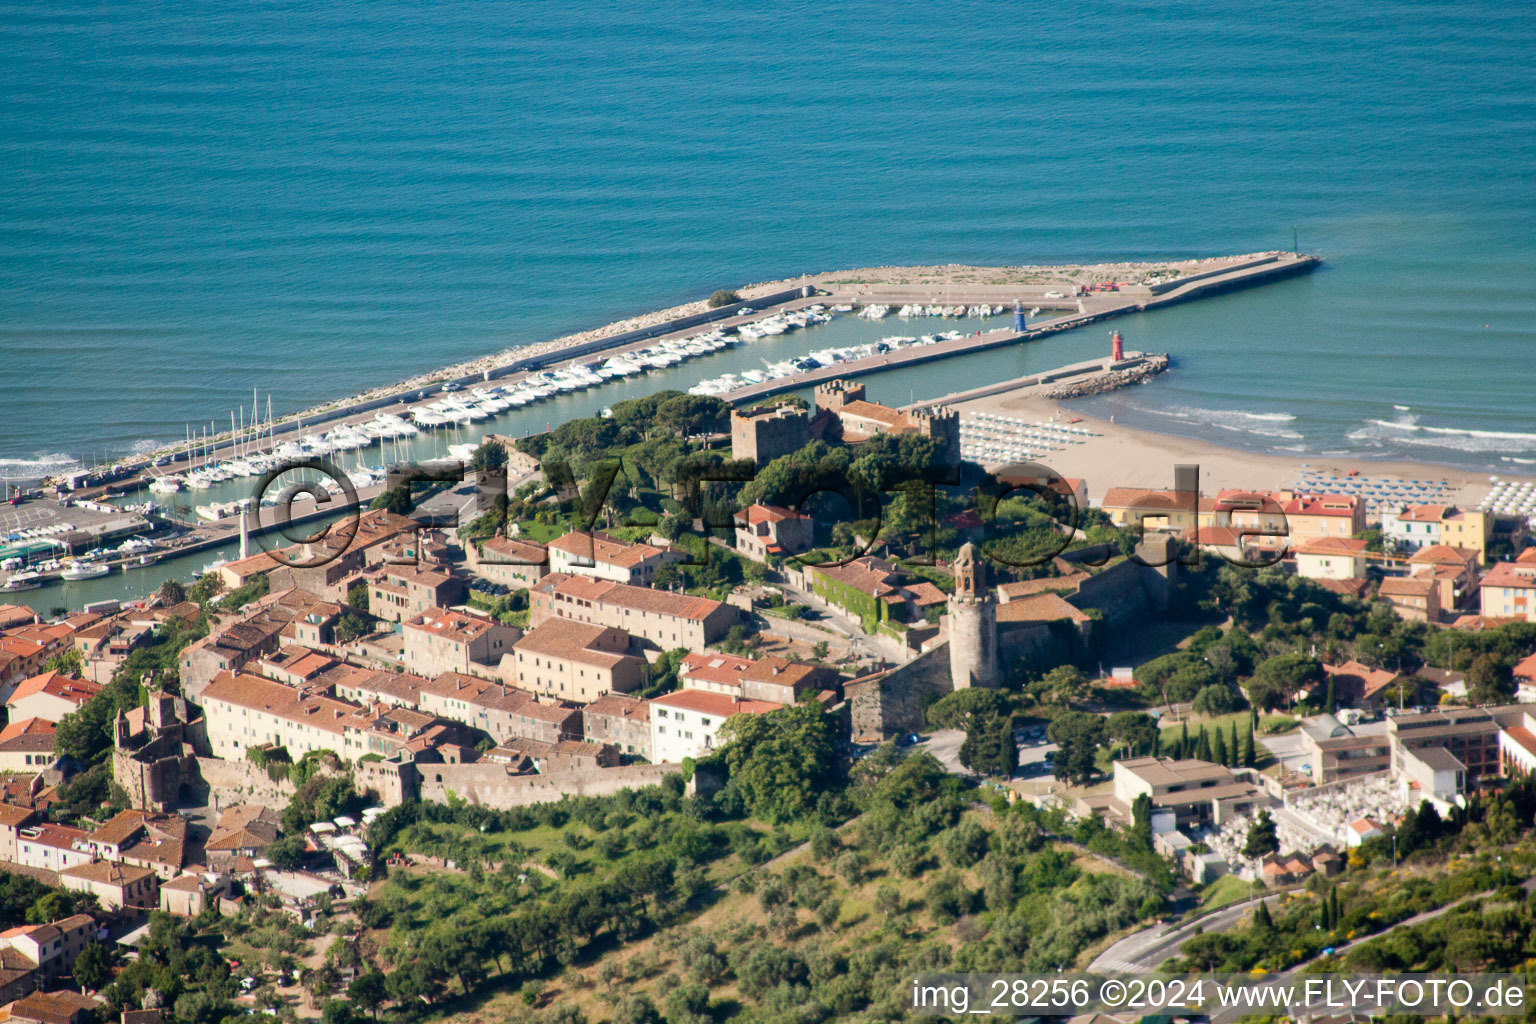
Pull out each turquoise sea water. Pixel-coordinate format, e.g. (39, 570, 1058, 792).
(2, 0, 1534, 480)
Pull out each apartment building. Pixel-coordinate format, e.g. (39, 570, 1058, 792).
(200, 671, 358, 760)
(649, 689, 781, 763)
(58, 860, 158, 912)
(581, 693, 651, 760)
(505, 621, 645, 702)
(367, 564, 465, 624)
(1294, 537, 1369, 581)
(464, 535, 548, 589)
(1385, 504, 1493, 560)
(528, 573, 735, 648)
(402, 607, 521, 679)
(546, 531, 683, 585)
(678, 651, 837, 704)
(1480, 552, 1536, 623)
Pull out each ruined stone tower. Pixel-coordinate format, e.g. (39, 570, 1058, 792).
(948, 541, 998, 689)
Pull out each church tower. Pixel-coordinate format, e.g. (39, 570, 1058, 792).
(948, 542, 998, 689)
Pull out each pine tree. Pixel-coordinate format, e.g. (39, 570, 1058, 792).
(1211, 726, 1228, 766)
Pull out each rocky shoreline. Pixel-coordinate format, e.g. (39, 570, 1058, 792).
(1042, 354, 1170, 400)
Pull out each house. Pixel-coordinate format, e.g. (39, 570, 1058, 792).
(1385, 504, 1492, 560)
(366, 564, 466, 624)
(678, 652, 838, 704)
(214, 551, 282, 591)
(1480, 558, 1536, 624)
(505, 621, 645, 702)
(15, 824, 91, 873)
(546, 531, 683, 585)
(159, 872, 233, 917)
(464, 535, 549, 589)
(1100, 757, 1263, 831)
(402, 607, 521, 679)
(200, 671, 359, 761)
(205, 805, 282, 866)
(58, 860, 159, 912)
(580, 693, 651, 760)
(1098, 487, 1205, 534)
(807, 556, 941, 629)
(0, 914, 96, 985)
(0, 803, 39, 862)
(0, 606, 37, 631)
(648, 690, 782, 763)
(483, 738, 620, 774)
(10, 991, 103, 1024)
(80, 809, 188, 879)
(0, 638, 49, 701)
(1320, 661, 1400, 709)
(416, 672, 580, 746)
(1407, 545, 1481, 614)
(255, 646, 338, 688)
(1346, 817, 1385, 847)
(0, 719, 57, 773)
(527, 573, 736, 648)
(733, 504, 814, 561)
(1294, 537, 1369, 580)
(1378, 576, 1441, 622)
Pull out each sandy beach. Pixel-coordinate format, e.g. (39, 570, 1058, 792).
(953, 389, 1525, 511)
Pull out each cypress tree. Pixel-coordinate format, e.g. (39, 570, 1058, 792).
(1230, 721, 1241, 766)
(1180, 722, 1190, 758)
(1324, 676, 1337, 715)
(1254, 900, 1273, 931)
(1195, 727, 1211, 762)
(1250, 706, 1260, 732)
(1330, 886, 1341, 929)
(1242, 727, 1257, 767)
(1211, 727, 1228, 766)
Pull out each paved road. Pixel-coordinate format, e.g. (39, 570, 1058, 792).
(1090, 891, 1278, 973)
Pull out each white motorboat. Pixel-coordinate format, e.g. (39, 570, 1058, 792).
(2, 571, 44, 591)
(60, 562, 111, 581)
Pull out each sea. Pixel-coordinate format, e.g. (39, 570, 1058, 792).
(3, 0, 1535, 486)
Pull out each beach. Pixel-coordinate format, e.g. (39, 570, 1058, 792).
(953, 388, 1516, 509)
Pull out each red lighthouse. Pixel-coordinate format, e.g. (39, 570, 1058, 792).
(1110, 330, 1124, 362)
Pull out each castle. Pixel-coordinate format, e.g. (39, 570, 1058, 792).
(728, 380, 960, 466)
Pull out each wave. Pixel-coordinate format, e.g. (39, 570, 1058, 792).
(0, 452, 82, 477)
(1156, 404, 1304, 440)
(1350, 416, 1536, 455)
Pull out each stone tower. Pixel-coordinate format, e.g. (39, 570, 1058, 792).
(948, 542, 998, 689)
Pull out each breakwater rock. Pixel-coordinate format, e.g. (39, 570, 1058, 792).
(1043, 354, 1169, 399)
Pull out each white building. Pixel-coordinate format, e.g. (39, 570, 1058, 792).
(546, 531, 683, 585)
(647, 689, 781, 764)
(1293, 537, 1368, 580)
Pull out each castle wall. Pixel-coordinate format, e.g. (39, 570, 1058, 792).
(948, 597, 998, 688)
(196, 757, 298, 808)
(847, 643, 953, 741)
(413, 762, 677, 809)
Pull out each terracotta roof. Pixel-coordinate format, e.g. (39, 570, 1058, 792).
(812, 556, 900, 597)
(0, 803, 37, 828)
(1408, 544, 1478, 565)
(582, 692, 649, 724)
(996, 592, 1090, 624)
(1397, 504, 1449, 523)
(201, 671, 359, 735)
(1379, 577, 1435, 597)
(650, 689, 782, 718)
(735, 504, 810, 526)
(405, 607, 507, 644)
(1100, 487, 1194, 511)
(20, 823, 87, 850)
(547, 531, 668, 569)
(1514, 652, 1536, 682)
(1322, 660, 1398, 700)
(679, 651, 754, 685)
(59, 859, 156, 886)
(1296, 537, 1369, 556)
(513, 620, 633, 668)
(12, 990, 102, 1024)
(1482, 561, 1536, 590)
(6, 671, 102, 708)
(0, 717, 54, 743)
(475, 535, 549, 564)
(534, 573, 727, 621)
